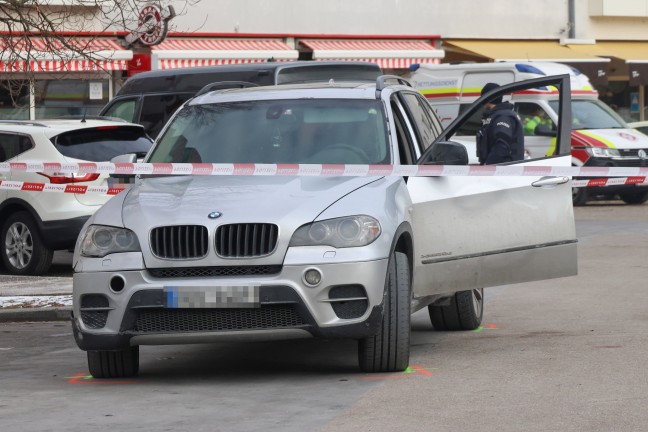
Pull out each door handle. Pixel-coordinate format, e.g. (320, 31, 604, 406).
(531, 176, 570, 188)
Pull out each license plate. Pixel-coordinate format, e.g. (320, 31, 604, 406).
(164, 286, 260, 308)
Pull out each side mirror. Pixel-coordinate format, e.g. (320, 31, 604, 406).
(109, 153, 137, 181)
(534, 124, 557, 137)
(422, 141, 468, 166)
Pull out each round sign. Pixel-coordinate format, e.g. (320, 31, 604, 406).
(138, 4, 168, 46)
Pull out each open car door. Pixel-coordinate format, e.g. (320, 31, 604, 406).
(407, 75, 577, 298)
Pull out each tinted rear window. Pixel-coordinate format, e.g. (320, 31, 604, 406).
(276, 64, 381, 84)
(51, 126, 153, 161)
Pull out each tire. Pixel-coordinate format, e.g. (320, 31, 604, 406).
(429, 288, 484, 331)
(87, 347, 140, 379)
(1, 211, 53, 276)
(572, 186, 589, 206)
(619, 191, 648, 205)
(358, 251, 411, 373)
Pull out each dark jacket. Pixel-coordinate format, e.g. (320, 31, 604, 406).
(476, 102, 524, 165)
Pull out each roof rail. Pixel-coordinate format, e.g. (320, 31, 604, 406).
(375, 75, 412, 97)
(195, 81, 260, 97)
(0, 120, 49, 127)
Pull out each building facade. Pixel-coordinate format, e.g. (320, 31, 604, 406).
(2, 0, 648, 120)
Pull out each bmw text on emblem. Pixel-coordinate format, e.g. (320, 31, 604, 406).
(208, 212, 222, 219)
(638, 149, 647, 160)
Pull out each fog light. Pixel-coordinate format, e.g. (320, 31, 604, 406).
(303, 268, 322, 287)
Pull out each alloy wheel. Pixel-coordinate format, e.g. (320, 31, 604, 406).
(5, 222, 34, 270)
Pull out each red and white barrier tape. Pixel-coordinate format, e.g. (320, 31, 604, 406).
(0, 181, 125, 195)
(572, 177, 648, 188)
(2, 161, 648, 177)
(1, 162, 647, 195)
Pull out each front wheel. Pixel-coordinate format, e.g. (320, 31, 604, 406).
(619, 190, 648, 205)
(1, 211, 53, 275)
(87, 347, 140, 378)
(429, 288, 484, 331)
(572, 186, 589, 206)
(358, 251, 411, 373)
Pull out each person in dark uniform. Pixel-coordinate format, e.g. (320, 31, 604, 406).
(476, 83, 524, 165)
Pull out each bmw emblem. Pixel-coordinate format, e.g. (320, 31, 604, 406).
(208, 212, 222, 219)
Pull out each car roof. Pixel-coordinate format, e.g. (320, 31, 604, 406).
(115, 61, 383, 96)
(121, 61, 381, 81)
(189, 80, 408, 105)
(0, 119, 145, 137)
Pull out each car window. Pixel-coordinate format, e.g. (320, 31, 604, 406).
(455, 103, 486, 136)
(102, 98, 138, 123)
(399, 92, 440, 151)
(390, 97, 418, 164)
(515, 103, 556, 136)
(0, 133, 32, 161)
(140, 94, 194, 139)
(149, 99, 390, 165)
(51, 126, 153, 162)
(276, 64, 381, 84)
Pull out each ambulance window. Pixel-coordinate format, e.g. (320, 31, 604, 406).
(455, 104, 485, 136)
(515, 103, 555, 136)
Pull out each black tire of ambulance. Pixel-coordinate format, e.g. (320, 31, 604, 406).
(619, 190, 648, 205)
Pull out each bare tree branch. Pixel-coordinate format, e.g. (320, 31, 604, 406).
(0, 0, 199, 107)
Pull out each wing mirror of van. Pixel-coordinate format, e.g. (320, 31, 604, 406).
(534, 124, 557, 137)
(421, 141, 469, 165)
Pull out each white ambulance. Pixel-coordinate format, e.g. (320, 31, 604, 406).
(409, 61, 648, 205)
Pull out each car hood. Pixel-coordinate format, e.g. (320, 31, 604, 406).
(124, 175, 380, 224)
(573, 128, 648, 149)
(122, 175, 380, 265)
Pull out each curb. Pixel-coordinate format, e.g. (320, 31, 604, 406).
(0, 307, 71, 323)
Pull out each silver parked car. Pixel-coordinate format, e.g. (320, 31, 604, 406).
(72, 75, 578, 378)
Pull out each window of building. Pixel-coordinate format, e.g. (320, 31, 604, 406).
(34, 79, 109, 119)
(0, 80, 30, 120)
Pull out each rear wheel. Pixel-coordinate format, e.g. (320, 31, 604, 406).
(358, 251, 411, 373)
(1, 211, 53, 276)
(429, 288, 484, 331)
(619, 190, 648, 205)
(87, 347, 140, 379)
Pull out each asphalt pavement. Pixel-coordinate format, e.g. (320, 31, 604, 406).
(0, 251, 73, 322)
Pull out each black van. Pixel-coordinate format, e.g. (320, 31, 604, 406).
(100, 61, 382, 138)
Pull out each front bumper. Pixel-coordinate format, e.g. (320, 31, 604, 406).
(72, 259, 389, 351)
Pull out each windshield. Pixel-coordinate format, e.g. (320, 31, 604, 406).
(548, 99, 626, 130)
(149, 99, 390, 164)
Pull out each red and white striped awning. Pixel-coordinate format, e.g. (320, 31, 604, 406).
(0, 38, 131, 72)
(299, 39, 444, 69)
(152, 38, 299, 69)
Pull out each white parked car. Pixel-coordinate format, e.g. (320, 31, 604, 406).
(0, 119, 153, 275)
(72, 75, 577, 378)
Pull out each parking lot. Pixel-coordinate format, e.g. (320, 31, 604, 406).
(1, 202, 646, 432)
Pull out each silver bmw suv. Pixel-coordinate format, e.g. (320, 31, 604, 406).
(72, 75, 578, 378)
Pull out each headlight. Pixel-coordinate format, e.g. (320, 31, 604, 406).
(80, 225, 141, 258)
(586, 147, 620, 157)
(289, 216, 381, 248)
